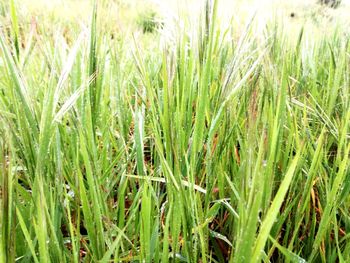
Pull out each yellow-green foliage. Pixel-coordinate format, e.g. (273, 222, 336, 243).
(0, 0, 349, 262)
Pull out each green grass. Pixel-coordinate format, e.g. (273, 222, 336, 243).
(0, 0, 349, 262)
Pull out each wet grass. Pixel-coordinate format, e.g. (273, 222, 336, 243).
(0, 0, 349, 262)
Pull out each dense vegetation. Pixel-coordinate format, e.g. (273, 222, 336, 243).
(0, 0, 349, 262)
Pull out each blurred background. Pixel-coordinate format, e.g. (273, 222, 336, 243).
(2, 0, 350, 36)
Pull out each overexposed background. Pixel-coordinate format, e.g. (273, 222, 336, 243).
(7, 0, 350, 42)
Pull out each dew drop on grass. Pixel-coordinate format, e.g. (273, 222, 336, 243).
(263, 160, 267, 167)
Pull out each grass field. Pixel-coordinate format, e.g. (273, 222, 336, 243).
(0, 0, 349, 262)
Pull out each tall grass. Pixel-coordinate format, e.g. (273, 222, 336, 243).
(0, 0, 349, 262)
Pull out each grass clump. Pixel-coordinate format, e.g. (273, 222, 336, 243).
(319, 0, 342, 8)
(0, 0, 349, 262)
(137, 9, 162, 33)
